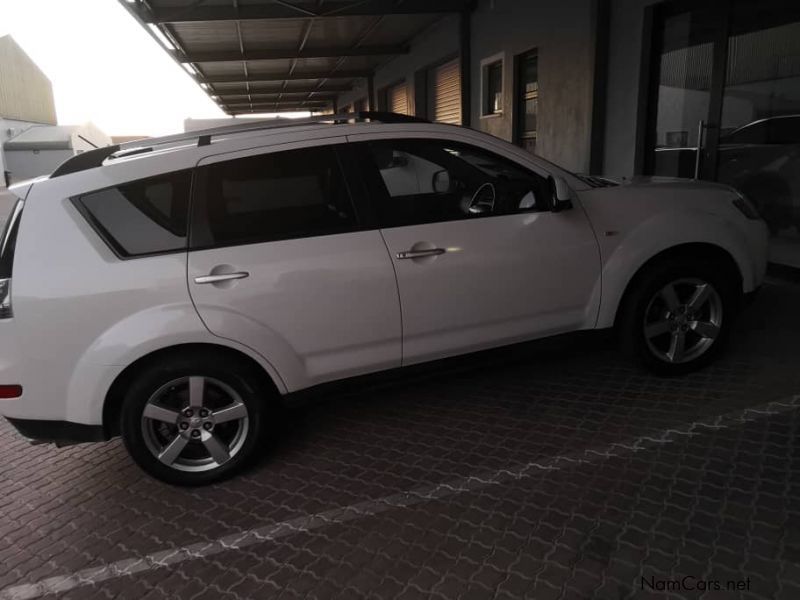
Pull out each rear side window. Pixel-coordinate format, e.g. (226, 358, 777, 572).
(74, 170, 191, 258)
(0, 199, 24, 277)
(191, 145, 357, 249)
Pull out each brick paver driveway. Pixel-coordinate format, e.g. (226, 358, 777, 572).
(1, 278, 799, 600)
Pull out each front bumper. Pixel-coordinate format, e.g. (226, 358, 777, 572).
(5, 417, 107, 446)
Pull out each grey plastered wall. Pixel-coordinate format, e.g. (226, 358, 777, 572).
(469, 0, 596, 173)
(336, 15, 460, 113)
(602, 0, 661, 176)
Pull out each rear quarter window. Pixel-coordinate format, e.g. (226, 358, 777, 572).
(73, 170, 191, 258)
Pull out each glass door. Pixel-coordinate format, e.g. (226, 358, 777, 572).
(716, 0, 800, 267)
(646, 2, 721, 179)
(646, 0, 800, 269)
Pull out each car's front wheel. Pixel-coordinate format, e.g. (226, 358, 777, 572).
(120, 352, 270, 485)
(619, 259, 739, 375)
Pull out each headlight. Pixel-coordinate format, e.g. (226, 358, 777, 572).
(731, 191, 761, 220)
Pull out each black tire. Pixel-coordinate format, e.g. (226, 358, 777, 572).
(120, 351, 272, 486)
(618, 257, 740, 375)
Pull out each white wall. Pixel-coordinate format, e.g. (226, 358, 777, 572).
(4, 148, 72, 181)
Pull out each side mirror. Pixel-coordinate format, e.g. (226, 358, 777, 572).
(432, 169, 452, 194)
(549, 176, 573, 212)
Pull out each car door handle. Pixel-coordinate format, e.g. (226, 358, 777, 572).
(194, 272, 250, 284)
(396, 248, 446, 260)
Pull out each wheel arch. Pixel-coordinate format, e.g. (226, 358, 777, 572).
(608, 242, 744, 329)
(102, 343, 283, 438)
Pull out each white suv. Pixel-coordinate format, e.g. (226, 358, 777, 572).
(0, 113, 768, 485)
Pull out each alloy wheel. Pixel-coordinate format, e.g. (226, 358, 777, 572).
(141, 376, 250, 472)
(643, 278, 723, 364)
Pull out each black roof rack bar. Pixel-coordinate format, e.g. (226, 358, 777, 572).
(50, 112, 429, 178)
(51, 145, 120, 178)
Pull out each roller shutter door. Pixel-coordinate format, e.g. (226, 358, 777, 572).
(388, 83, 409, 115)
(433, 59, 461, 125)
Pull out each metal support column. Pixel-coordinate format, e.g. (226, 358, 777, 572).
(459, 9, 472, 127)
(367, 74, 376, 111)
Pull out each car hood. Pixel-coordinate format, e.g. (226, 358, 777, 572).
(579, 174, 733, 194)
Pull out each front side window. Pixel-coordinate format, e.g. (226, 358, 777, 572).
(191, 145, 358, 249)
(75, 170, 191, 258)
(360, 139, 548, 228)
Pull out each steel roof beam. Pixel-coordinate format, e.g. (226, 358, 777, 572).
(179, 45, 407, 62)
(139, 1, 469, 23)
(217, 92, 339, 101)
(210, 83, 352, 94)
(202, 71, 369, 83)
(223, 101, 331, 109)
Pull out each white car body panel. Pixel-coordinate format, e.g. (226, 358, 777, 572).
(579, 178, 769, 328)
(377, 211, 601, 364)
(0, 120, 769, 432)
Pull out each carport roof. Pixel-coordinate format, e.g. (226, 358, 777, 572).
(120, 0, 471, 115)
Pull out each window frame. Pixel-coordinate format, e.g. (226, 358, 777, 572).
(480, 53, 505, 118)
(188, 141, 366, 252)
(350, 136, 551, 230)
(71, 169, 194, 261)
(514, 48, 539, 152)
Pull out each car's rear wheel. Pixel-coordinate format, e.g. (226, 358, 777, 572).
(619, 259, 739, 375)
(120, 352, 270, 485)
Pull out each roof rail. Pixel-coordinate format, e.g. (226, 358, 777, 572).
(49, 111, 429, 179)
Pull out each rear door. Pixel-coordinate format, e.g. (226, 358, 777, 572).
(187, 140, 401, 391)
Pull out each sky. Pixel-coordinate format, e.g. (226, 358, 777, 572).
(0, 0, 306, 136)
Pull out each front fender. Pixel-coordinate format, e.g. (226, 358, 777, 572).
(594, 211, 755, 329)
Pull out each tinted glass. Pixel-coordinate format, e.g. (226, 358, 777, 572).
(362, 139, 547, 228)
(768, 117, 800, 145)
(192, 145, 357, 248)
(724, 121, 768, 144)
(76, 171, 191, 257)
(0, 199, 24, 277)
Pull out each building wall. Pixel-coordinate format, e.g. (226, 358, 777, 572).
(602, 0, 660, 176)
(336, 2, 598, 174)
(0, 36, 57, 126)
(2, 123, 112, 183)
(470, 0, 596, 173)
(0, 118, 43, 186)
(336, 15, 460, 113)
(4, 149, 72, 182)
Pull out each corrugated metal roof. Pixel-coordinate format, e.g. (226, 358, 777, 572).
(120, 0, 470, 115)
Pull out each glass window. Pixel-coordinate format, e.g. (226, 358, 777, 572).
(717, 7, 800, 265)
(723, 120, 769, 144)
(362, 139, 548, 228)
(192, 145, 357, 248)
(484, 61, 503, 115)
(75, 171, 191, 257)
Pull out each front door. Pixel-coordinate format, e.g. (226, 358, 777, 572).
(187, 141, 401, 391)
(646, 0, 800, 268)
(349, 135, 601, 365)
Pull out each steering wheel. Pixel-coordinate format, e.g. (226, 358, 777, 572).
(464, 182, 496, 215)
